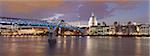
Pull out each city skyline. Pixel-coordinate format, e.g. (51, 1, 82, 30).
(0, 0, 149, 25)
(0, 1, 150, 56)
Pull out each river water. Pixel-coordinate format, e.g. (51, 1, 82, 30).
(0, 36, 149, 56)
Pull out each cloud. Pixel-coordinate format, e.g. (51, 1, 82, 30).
(0, 1, 63, 18)
(0, 0, 148, 25)
(42, 13, 64, 20)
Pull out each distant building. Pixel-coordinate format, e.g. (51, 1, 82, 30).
(88, 13, 98, 27)
(111, 21, 123, 35)
(0, 17, 84, 36)
(140, 24, 150, 35)
(87, 13, 111, 35)
(87, 13, 97, 35)
(87, 25, 110, 35)
(102, 22, 107, 26)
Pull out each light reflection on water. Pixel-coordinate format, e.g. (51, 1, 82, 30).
(0, 36, 149, 56)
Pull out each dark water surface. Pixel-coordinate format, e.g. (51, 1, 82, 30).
(0, 36, 149, 56)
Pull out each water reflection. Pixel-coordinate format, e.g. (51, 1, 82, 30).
(135, 37, 141, 56)
(0, 36, 149, 56)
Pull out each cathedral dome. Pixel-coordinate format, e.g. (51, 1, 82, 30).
(88, 13, 98, 27)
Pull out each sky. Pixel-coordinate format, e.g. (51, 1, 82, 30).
(0, 0, 149, 25)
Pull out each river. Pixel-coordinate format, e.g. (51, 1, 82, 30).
(0, 36, 149, 56)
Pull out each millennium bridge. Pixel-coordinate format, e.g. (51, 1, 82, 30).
(0, 17, 84, 36)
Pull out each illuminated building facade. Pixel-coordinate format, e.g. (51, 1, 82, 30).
(0, 17, 49, 36)
(140, 24, 150, 35)
(0, 17, 84, 36)
(88, 13, 98, 27)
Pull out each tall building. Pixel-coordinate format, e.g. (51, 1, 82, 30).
(88, 13, 98, 27)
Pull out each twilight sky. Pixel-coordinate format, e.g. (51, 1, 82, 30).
(0, 0, 149, 25)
